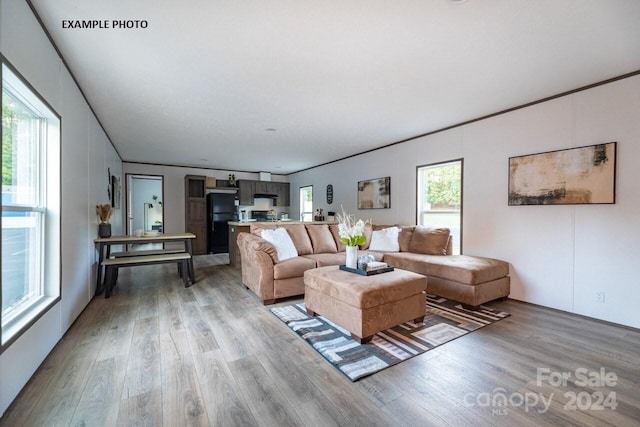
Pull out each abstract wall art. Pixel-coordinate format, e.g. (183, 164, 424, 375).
(111, 175, 121, 209)
(508, 142, 616, 205)
(358, 176, 391, 209)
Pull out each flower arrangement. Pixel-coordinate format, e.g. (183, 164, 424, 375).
(337, 208, 368, 247)
(96, 204, 113, 224)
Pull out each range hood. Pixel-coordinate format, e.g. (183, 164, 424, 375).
(253, 193, 278, 199)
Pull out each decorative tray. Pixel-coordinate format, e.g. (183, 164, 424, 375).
(339, 265, 395, 276)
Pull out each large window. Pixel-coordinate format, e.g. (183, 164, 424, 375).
(299, 185, 313, 222)
(417, 160, 462, 254)
(2, 62, 60, 349)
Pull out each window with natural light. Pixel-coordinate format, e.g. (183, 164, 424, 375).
(2, 62, 60, 348)
(417, 160, 462, 255)
(299, 185, 313, 222)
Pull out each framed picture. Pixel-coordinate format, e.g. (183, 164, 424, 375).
(111, 175, 121, 209)
(358, 177, 391, 209)
(508, 142, 616, 205)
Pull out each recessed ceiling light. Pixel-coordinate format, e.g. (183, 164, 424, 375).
(265, 128, 277, 132)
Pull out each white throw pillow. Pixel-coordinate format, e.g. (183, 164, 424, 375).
(368, 227, 400, 252)
(261, 228, 298, 262)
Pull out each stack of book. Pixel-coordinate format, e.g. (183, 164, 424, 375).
(365, 261, 388, 272)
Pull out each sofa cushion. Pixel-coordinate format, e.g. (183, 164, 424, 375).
(273, 256, 317, 280)
(302, 253, 346, 267)
(306, 224, 338, 254)
(284, 224, 314, 255)
(383, 253, 509, 285)
(398, 226, 416, 252)
(409, 226, 450, 255)
(369, 227, 400, 252)
(329, 224, 346, 252)
(260, 228, 298, 262)
(359, 223, 374, 250)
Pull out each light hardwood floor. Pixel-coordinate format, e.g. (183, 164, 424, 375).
(1, 254, 639, 426)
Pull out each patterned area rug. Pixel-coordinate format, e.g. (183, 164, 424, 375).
(271, 295, 510, 381)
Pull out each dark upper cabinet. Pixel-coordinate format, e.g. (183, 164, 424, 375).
(237, 179, 290, 207)
(275, 182, 290, 206)
(281, 182, 291, 206)
(254, 180, 272, 194)
(238, 180, 255, 205)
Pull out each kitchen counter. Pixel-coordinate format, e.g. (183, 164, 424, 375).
(228, 220, 337, 226)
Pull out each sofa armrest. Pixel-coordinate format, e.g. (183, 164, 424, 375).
(237, 232, 277, 303)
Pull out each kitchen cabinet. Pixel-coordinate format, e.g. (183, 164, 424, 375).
(238, 180, 255, 205)
(254, 180, 267, 194)
(184, 175, 207, 254)
(237, 179, 291, 207)
(228, 223, 250, 267)
(276, 182, 290, 206)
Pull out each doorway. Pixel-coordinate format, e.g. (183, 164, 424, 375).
(126, 174, 164, 236)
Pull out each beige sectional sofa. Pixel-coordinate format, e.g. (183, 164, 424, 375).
(237, 223, 510, 308)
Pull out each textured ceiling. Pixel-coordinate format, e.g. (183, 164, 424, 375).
(30, 0, 640, 174)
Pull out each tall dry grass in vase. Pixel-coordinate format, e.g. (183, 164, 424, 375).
(96, 204, 113, 223)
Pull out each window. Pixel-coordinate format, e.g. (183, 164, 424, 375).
(417, 160, 462, 254)
(299, 186, 313, 222)
(2, 62, 60, 349)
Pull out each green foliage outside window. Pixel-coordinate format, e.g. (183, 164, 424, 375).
(424, 163, 461, 210)
(2, 91, 16, 186)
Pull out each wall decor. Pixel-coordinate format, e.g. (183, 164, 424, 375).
(326, 184, 333, 204)
(508, 142, 616, 205)
(111, 175, 121, 209)
(358, 177, 391, 209)
(107, 167, 111, 201)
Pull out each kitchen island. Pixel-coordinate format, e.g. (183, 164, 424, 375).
(228, 220, 337, 267)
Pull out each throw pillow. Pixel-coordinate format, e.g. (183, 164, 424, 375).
(368, 227, 400, 252)
(398, 225, 416, 252)
(409, 226, 450, 255)
(261, 228, 298, 262)
(306, 224, 338, 253)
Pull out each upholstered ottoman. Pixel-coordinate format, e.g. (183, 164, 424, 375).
(303, 265, 427, 343)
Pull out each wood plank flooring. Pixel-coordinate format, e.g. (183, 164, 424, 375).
(2, 254, 639, 426)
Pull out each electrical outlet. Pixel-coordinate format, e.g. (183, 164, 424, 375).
(596, 292, 605, 303)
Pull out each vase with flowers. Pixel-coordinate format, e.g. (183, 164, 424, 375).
(96, 203, 113, 238)
(337, 208, 368, 269)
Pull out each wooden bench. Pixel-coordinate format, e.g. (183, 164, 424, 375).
(110, 248, 191, 281)
(101, 252, 193, 298)
(110, 248, 186, 258)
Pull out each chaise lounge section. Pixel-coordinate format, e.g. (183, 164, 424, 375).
(237, 222, 510, 308)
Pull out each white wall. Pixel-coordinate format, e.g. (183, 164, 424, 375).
(289, 75, 640, 329)
(122, 163, 289, 232)
(0, 0, 123, 415)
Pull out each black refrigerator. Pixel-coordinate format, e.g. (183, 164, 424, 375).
(207, 193, 236, 254)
